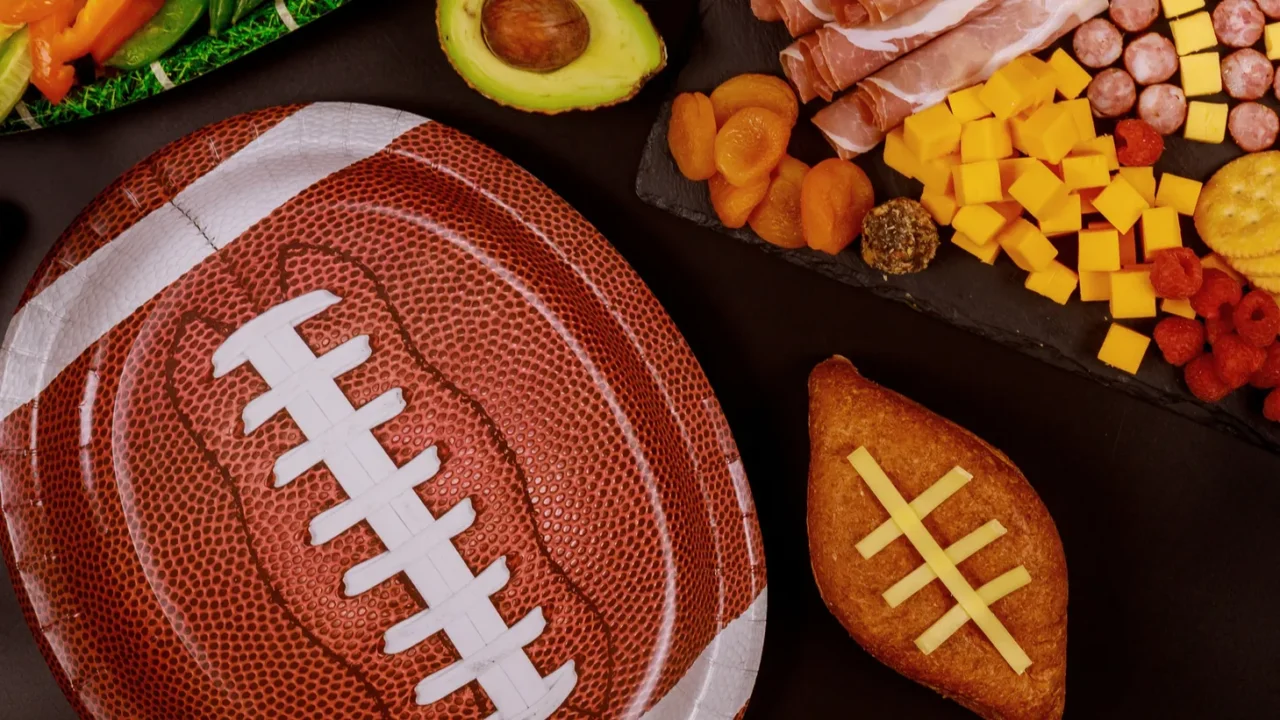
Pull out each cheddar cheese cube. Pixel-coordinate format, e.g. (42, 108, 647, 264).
(883, 128, 921, 180)
(1141, 206, 1183, 260)
(1079, 270, 1112, 302)
(1185, 101, 1228, 143)
(1268, 23, 1280, 61)
(1062, 154, 1111, 191)
(918, 152, 962, 194)
(1162, 297, 1197, 318)
(1079, 187, 1102, 214)
(1098, 324, 1150, 375)
(948, 84, 993, 123)
(1079, 228, 1122, 272)
(1009, 160, 1069, 221)
(999, 157, 1040, 201)
(1020, 103, 1079, 164)
(1091, 221, 1140, 267)
(1040, 193, 1083, 236)
(1162, 0, 1204, 19)
(1093, 176, 1150, 233)
(1118, 167, 1157, 206)
(1072, 135, 1119, 171)
(952, 232, 1002, 264)
(1110, 269, 1159, 319)
(905, 104, 963, 160)
(979, 62, 1039, 120)
(1014, 55, 1058, 110)
(1048, 49, 1092, 101)
(1202, 253, 1246, 285)
(1156, 173, 1203, 214)
(999, 218, 1059, 272)
(1025, 260, 1078, 305)
(992, 201, 1026, 223)
(961, 118, 1014, 163)
(1180, 52, 1222, 96)
(952, 204, 1009, 245)
(1062, 98, 1097, 146)
(1171, 12, 1216, 55)
(953, 160, 1003, 206)
(921, 188, 958, 226)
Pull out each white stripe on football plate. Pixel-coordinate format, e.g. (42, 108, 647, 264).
(0, 103, 423, 422)
(641, 587, 767, 720)
(149, 61, 175, 90)
(274, 0, 300, 31)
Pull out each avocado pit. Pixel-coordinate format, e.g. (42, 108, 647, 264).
(481, 0, 590, 73)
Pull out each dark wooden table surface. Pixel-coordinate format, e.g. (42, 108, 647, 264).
(1, 1, 1277, 718)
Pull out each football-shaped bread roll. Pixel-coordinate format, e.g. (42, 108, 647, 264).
(808, 356, 1068, 720)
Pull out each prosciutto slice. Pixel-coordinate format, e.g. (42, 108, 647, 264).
(755, 0, 870, 38)
(751, 0, 783, 22)
(781, 0, 1002, 103)
(814, 0, 1108, 158)
(851, 0, 928, 24)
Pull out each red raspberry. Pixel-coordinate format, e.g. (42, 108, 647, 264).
(1149, 248, 1203, 299)
(1212, 333, 1267, 389)
(1266, 389, 1280, 422)
(1206, 313, 1236, 345)
(1233, 290, 1280, 347)
(1115, 118, 1165, 166)
(1185, 354, 1233, 402)
(1152, 317, 1205, 366)
(1249, 343, 1280, 389)
(1190, 269, 1244, 319)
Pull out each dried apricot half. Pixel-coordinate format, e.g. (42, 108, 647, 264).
(714, 107, 791, 187)
(710, 173, 770, 229)
(668, 92, 718, 181)
(749, 156, 809, 249)
(801, 158, 876, 255)
(710, 74, 799, 128)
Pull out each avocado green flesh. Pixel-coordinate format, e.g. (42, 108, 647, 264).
(439, 0, 665, 113)
(0, 28, 31, 123)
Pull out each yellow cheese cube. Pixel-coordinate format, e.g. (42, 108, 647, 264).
(1072, 134, 1119, 171)
(920, 188, 958, 226)
(1025, 260, 1079, 305)
(979, 62, 1038, 120)
(952, 232, 1002, 264)
(1079, 187, 1102, 214)
(1184, 101, 1229, 143)
(991, 201, 1026, 224)
(1110, 270, 1159, 319)
(1079, 228, 1122, 271)
(1180, 52, 1222, 96)
(948, 84, 993, 123)
(960, 118, 1014, 163)
(1117, 167, 1157, 206)
(1062, 98, 1097, 146)
(1014, 55, 1058, 109)
(1008, 115, 1035, 157)
(1048, 49, 1092, 101)
(953, 160, 1003, 206)
(1097, 324, 1150, 375)
(1202, 253, 1246, 285)
(1162, 0, 1205, 18)
(952, 204, 1008, 245)
(905, 104, 963, 160)
(1093, 176, 1150, 233)
(1268, 23, 1280, 61)
(1162, 297, 1197, 318)
(1141, 206, 1183, 260)
(882, 128, 921, 180)
(1020, 103, 1079, 164)
(916, 152, 961, 194)
(1171, 12, 1216, 55)
(999, 218, 1059, 272)
(1009, 160, 1069, 221)
(1040, 193, 1083, 237)
(1061, 154, 1111, 191)
(1079, 270, 1112, 301)
(998, 157, 1039, 201)
(1156, 173, 1203, 215)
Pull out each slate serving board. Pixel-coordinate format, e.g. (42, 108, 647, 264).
(636, 0, 1280, 455)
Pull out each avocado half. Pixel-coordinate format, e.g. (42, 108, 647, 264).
(438, 0, 666, 114)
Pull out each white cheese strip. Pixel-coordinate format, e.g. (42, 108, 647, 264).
(849, 448, 1032, 675)
(855, 466, 972, 559)
(916, 566, 1031, 654)
(883, 519, 1006, 608)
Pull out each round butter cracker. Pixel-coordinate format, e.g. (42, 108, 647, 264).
(1224, 252, 1280, 278)
(1195, 152, 1280, 259)
(1248, 274, 1280, 292)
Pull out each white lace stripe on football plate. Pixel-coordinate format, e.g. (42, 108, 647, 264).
(310, 446, 441, 545)
(489, 661, 579, 720)
(214, 289, 340, 377)
(217, 290, 570, 717)
(273, 388, 405, 487)
(343, 499, 476, 597)
(414, 608, 548, 704)
(384, 557, 511, 653)
(242, 335, 370, 433)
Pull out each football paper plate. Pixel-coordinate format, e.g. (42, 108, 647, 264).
(0, 102, 767, 719)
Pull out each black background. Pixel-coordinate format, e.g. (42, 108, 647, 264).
(0, 1, 1277, 718)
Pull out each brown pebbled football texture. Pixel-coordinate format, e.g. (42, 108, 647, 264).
(807, 356, 1067, 720)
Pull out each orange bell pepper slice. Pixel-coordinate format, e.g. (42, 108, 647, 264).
(48, 0, 131, 62)
(90, 0, 162, 63)
(0, 0, 74, 24)
(29, 1, 79, 104)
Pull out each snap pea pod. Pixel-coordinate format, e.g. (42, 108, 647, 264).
(106, 0, 207, 71)
(230, 0, 267, 25)
(0, 27, 31, 122)
(208, 0, 234, 35)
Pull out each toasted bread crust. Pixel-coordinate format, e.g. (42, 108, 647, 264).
(808, 356, 1068, 720)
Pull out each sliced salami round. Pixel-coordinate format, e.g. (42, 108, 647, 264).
(1228, 102, 1280, 151)
(1110, 0, 1159, 32)
(1213, 0, 1266, 48)
(1073, 18, 1124, 69)
(1258, 0, 1280, 19)
(1089, 68, 1138, 117)
(1124, 33, 1179, 85)
(1139, 84, 1189, 135)
(1222, 48, 1275, 100)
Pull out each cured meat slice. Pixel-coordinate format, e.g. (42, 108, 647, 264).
(854, 0, 930, 23)
(1109, 0, 1159, 32)
(813, 0, 1109, 158)
(1138, 84, 1188, 135)
(1228, 102, 1280, 152)
(778, 0, 833, 37)
(1221, 48, 1274, 100)
(834, 0, 871, 25)
(1088, 68, 1137, 117)
(1073, 17, 1124, 69)
(1213, 0, 1265, 48)
(780, 0, 1001, 100)
(1124, 32, 1178, 85)
(1258, 0, 1280, 19)
(781, 43, 830, 103)
(751, 0, 783, 22)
